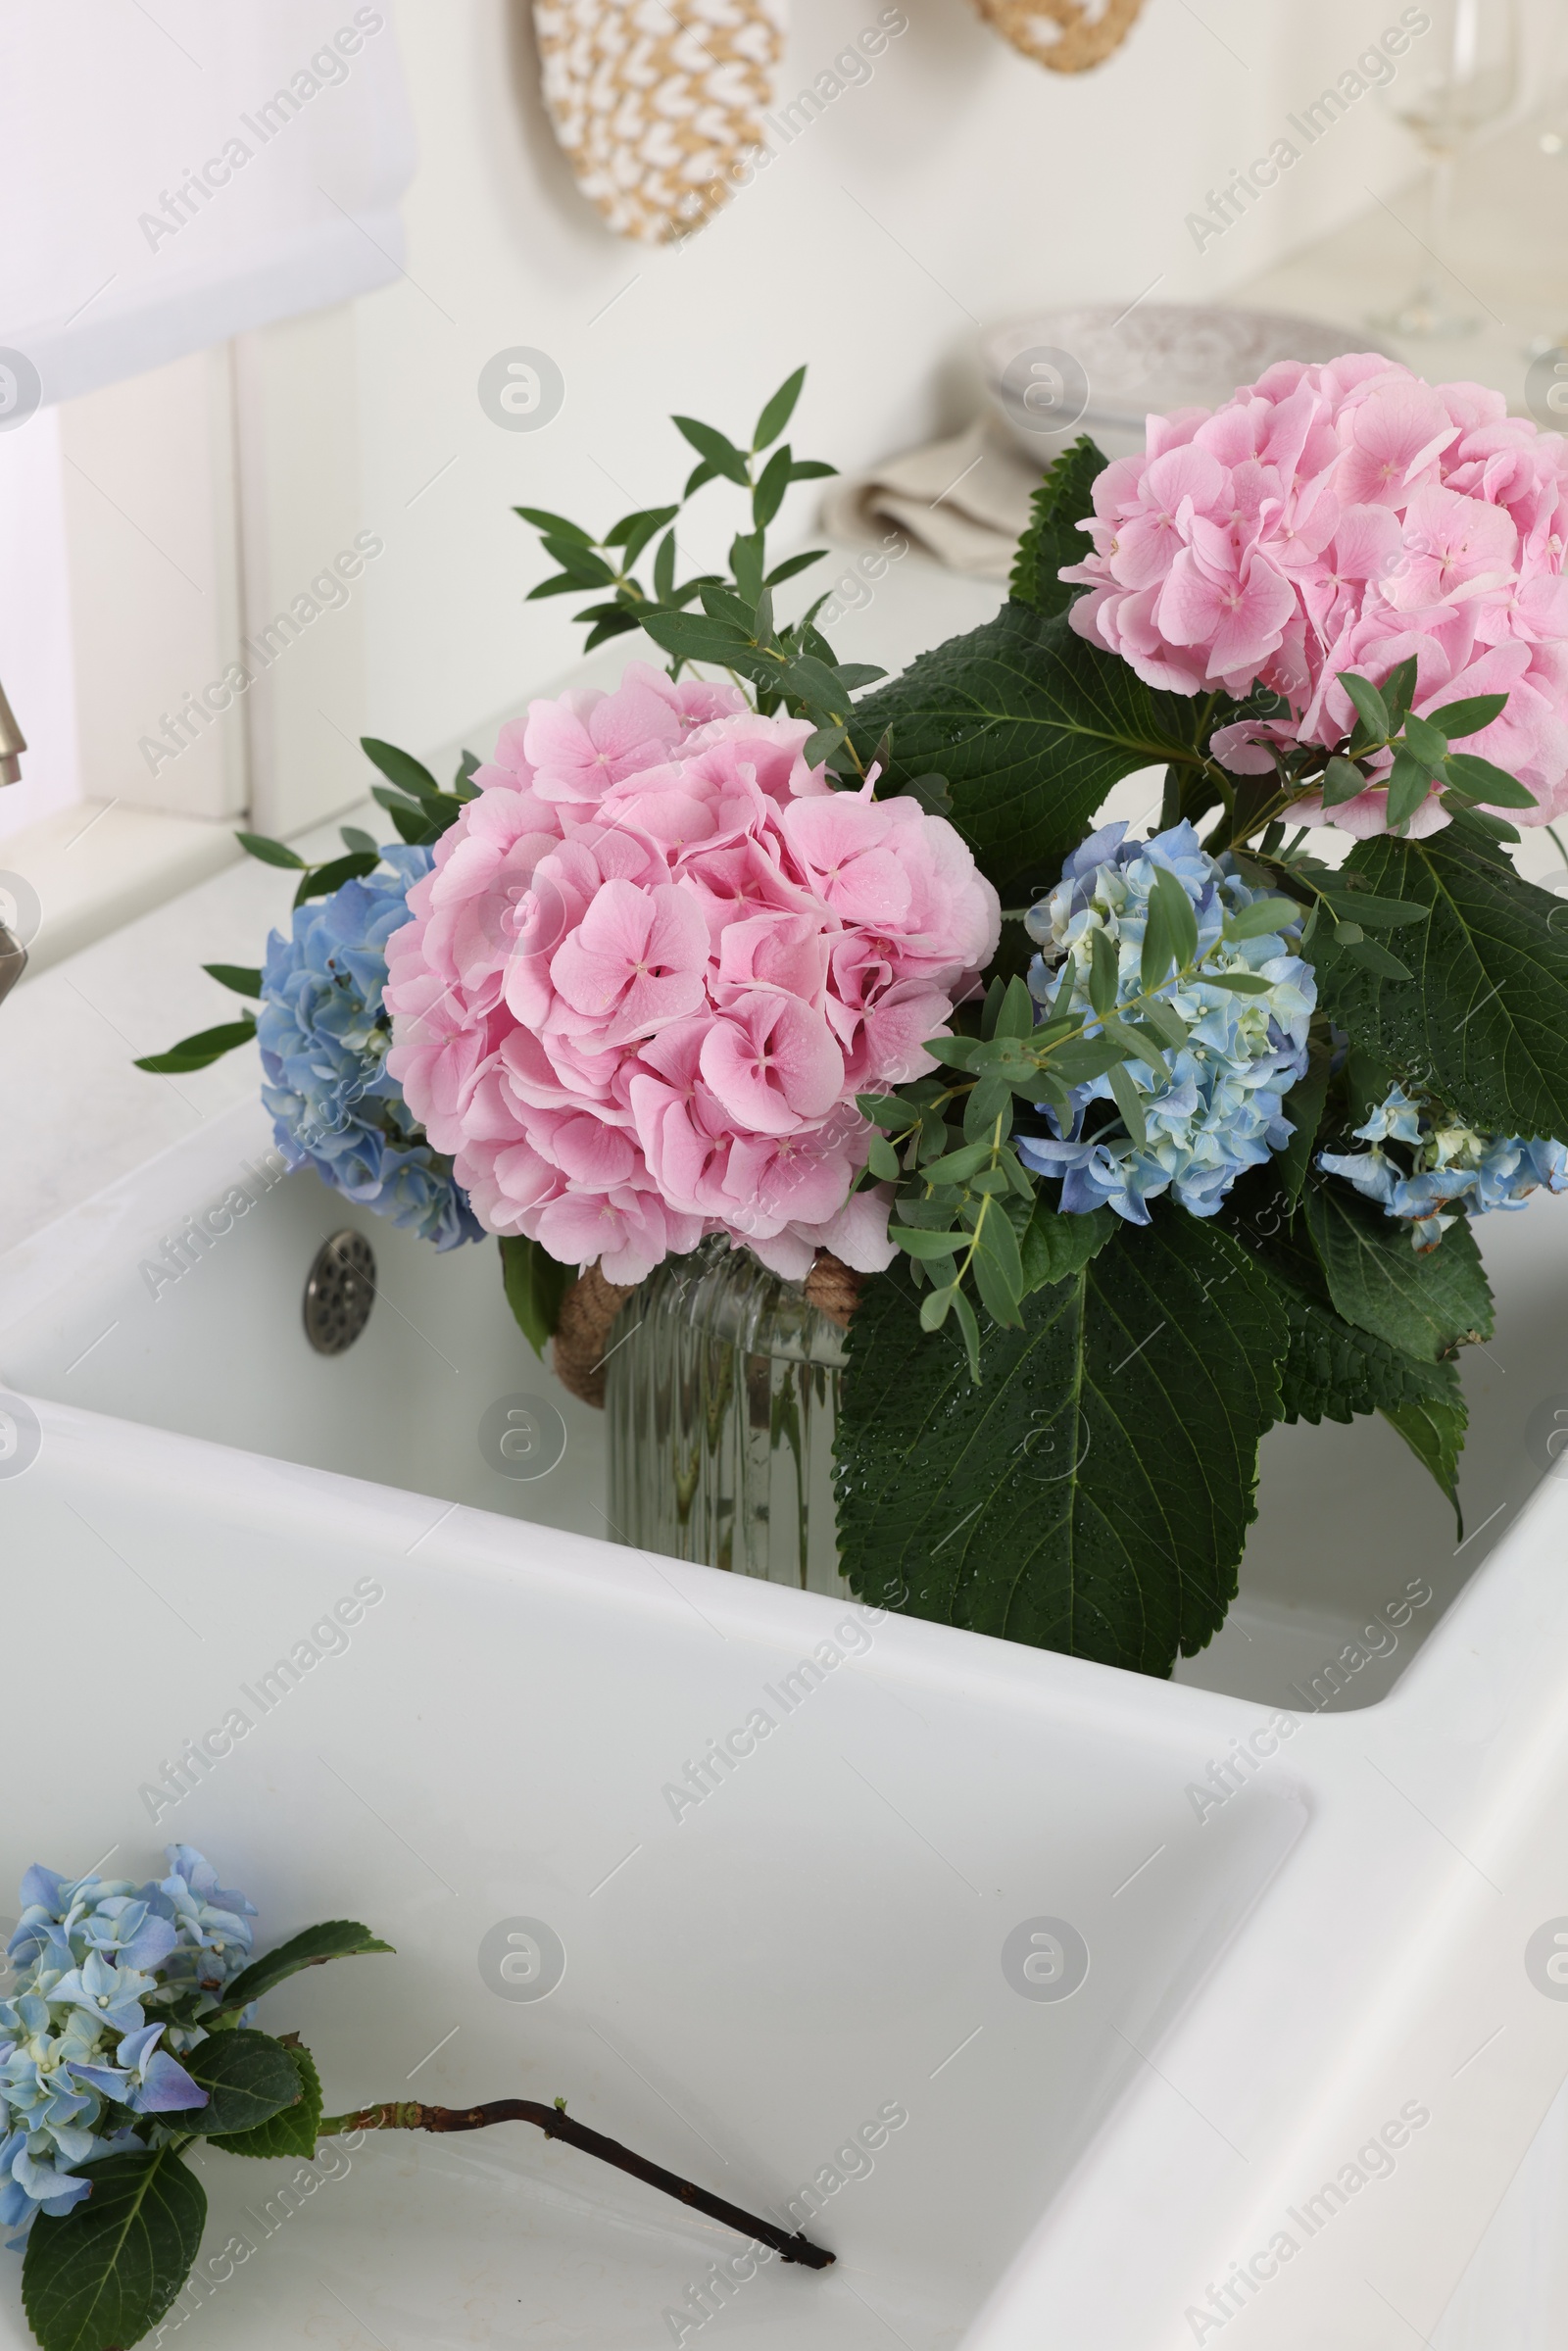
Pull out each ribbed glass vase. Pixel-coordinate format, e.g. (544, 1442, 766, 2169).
(605, 1239, 848, 1593)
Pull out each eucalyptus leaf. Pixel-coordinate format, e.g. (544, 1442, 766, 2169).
(1321, 755, 1368, 808)
(293, 851, 378, 910)
(1225, 896, 1302, 940)
(671, 415, 750, 485)
(360, 737, 442, 803)
(919, 1140, 995, 1184)
(1313, 887, 1429, 928)
(133, 1017, 257, 1075)
(889, 1225, 970, 1259)
(1089, 924, 1118, 1015)
(1385, 747, 1434, 830)
(201, 963, 264, 1000)
(1427, 693, 1508, 741)
(1340, 670, 1390, 741)
(1401, 711, 1451, 773)
(754, 366, 807, 451)
(1101, 1014, 1168, 1078)
(1381, 655, 1419, 733)
(513, 505, 595, 546)
(1151, 860, 1199, 970)
(1444, 753, 1539, 809)
(1107, 1060, 1148, 1147)
(1141, 881, 1181, 995)
(1346, 937, 1412, 978)
(764, 548, 827, 589)
(235, 831, 306, 870)
(919, 1284, 956, 1332)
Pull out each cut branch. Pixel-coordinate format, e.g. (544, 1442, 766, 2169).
(318, 2097, 834, 2269)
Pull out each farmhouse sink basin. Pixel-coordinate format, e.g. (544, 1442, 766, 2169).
(4, 1098, 1568, 2348)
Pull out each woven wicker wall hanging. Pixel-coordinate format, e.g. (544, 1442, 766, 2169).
(535, 0, 787, 246)
(968, 0, 1147, 72)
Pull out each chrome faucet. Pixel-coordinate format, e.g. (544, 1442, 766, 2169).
(0, 674, 27, 1005)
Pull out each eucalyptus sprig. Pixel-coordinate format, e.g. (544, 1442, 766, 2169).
(1318, 661, 1530, 832)
(856, 876, 1306, 1375)
(133, 743, 478, 1077)
(515, 368, 894, 781)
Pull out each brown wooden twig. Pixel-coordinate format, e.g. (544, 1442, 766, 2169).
(318, 2098, 834, 2269)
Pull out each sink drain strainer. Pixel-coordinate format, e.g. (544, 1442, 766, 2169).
(303, 1229, 376, 1355)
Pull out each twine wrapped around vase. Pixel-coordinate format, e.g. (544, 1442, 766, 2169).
(534, 0, 787, 245)
(970, 0, 1147, 72)
(552, 1250, 859, 1406)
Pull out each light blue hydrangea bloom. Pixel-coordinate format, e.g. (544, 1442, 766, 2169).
(258, 846, 481, 1252)
(0, 1848, 257, 2241)
(1016, 820, 1317, 1224)
(1318, 1082, 1568, 1249)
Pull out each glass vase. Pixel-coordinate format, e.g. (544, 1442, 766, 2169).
(605, 1239, 848, 1593)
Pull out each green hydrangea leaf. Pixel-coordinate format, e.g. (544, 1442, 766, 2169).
(847, 601, 1255, 894)
(1018, 1196, 1114, 1293)
(1302, 1175, 1493, 1363)
(1316, 833, 1568, 1139)
(835, 1210, 1289, 1674)
(211, 2041, 323, 2159)
(22, 2148, 206, 2351)
(1223, 1176, 1465, 1528)
(1278, 1038, 1332, 1207)
(220, 1920, 394, 2012)
(1007, 434, 1107, 617)
(180, 2030, 302, 2135)
(500, 1236, 574, 1359)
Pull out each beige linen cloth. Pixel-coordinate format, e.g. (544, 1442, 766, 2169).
(818, 417, 1051, 581)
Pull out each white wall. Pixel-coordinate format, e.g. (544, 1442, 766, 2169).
(343, 0, 1555, 767)
(0, 408, 78, 841)
(7, 0, 1564, 851)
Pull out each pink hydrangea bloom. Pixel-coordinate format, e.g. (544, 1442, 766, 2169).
(383, 663, 1000, 1285)
(1063, 356, 1568, 836)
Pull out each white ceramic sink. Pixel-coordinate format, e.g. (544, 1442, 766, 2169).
(4, 1099, 1568, 2349)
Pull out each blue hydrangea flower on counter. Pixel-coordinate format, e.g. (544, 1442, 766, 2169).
(0, 1848, 258, 2239)
(1016, 820, 1317, 1225)
(1318, 1082, 1568, 1249)
(258, 846, 482, 1251)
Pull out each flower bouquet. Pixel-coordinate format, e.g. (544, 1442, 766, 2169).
(142, 356, 1568, 1675)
